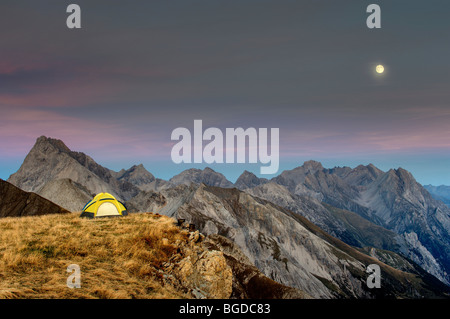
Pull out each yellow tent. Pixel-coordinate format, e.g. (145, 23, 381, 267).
(80, 193, 128, 218)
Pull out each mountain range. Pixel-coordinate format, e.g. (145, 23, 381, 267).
(250, 161, 450, 286)
(128, 183, 449, 298)
(5, 136, 450, 297)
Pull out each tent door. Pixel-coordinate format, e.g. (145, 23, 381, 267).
(96, 202, 121, 217)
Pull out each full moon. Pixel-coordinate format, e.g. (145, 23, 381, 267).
(376, 65, 385, 74)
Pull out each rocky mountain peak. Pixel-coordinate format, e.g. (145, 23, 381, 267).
(235, 170, 268, 190)
(34, 135, 71, 154)
(338, 163, 385, 187)
(236, 170, 256, 180)
(115, 164, 156, 187)
(366, 163, 384, 177)
(128, 164, 152, 176)
(8, 136, 140, 201)
(383, 168, 416, 186)
(396, 167, 414, 181)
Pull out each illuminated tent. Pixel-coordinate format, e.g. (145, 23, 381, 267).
(80, 193, 128, 218)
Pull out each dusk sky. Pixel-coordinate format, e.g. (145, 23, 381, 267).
(1, 0, 450, 185)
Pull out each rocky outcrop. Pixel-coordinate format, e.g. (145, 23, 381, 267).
(203, 234, 310, 299)
(173, 245, 233, 299)
(0, 179, 70, 218)
(332, 164, 384, 189)
(160, 225, 309, 299)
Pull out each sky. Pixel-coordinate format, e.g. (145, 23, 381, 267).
(1, 0, 450, 185)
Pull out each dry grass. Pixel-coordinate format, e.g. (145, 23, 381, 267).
(0, 212, 193, 299)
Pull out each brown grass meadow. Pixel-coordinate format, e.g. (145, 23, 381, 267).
(0, 212, 193, 299)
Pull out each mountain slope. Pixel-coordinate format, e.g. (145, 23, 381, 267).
(358, 168, 450, 284)
(246, 182, 402, 252)
(264, 161, 450, 286)
(37, 178, 93, 212)
(0, 179, 70, 218)
(129, 184, 449, 299)
(321, 203, 402, 251)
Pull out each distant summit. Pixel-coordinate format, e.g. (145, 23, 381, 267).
(234, 170, 268, 190)
(169, 167, 234, 188)
(424, 184, 450, 207)
(302, 160, 324, 173)
(113, 164, 155, 188)
(8, 136, 140, 201)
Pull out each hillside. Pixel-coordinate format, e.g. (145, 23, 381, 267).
(0, 212, 307, 299)
(0, 179, 70, 218)
(129, 184, 449, 299)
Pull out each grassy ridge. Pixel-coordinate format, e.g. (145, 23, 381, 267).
(0, 212, 192, 299)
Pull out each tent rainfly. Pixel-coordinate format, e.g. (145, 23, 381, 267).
(80, 193, 128, 218)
